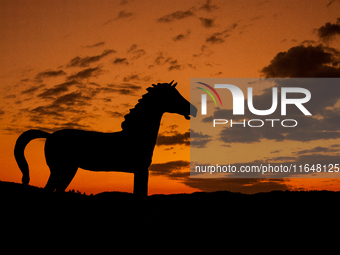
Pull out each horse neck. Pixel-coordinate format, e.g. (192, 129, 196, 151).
(122, 108, 164, 149)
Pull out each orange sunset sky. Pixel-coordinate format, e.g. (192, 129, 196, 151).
(1, 0, 340, 195)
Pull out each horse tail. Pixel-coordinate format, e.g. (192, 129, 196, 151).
(14, 130, 50, 185)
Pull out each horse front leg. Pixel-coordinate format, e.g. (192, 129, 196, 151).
(133, 169, 149, 197)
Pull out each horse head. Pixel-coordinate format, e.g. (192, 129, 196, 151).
(150, 80, 197, 120)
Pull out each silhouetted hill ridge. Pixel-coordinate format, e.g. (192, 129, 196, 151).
(1, 180, 339, 253)
(1, 180, 339, 214)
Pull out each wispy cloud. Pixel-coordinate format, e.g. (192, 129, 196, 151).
(152, 52, 182, 71)
(52, 91, 91, 107)
(183, 177, 289, 194)
(117, 10, 133, 19)
(294, 145, 340, 155)
(326, 0, 340, 7)
(106, 111, 124, 118)
(106, 83, 141, 95)
(173, 30, 191, 41)
(85, 41, 105, 48)
(21, 84, 46, 95)
(156, 131, 190, 146)
(67, 49, 115, 68)
(38, 80, 79, 99)
(35, 70, 67, 81)
(199, 0, 219, 12)
(103, 10, 134, 25)
(157, 8, 195, 23)
(127, 44, 146, 59)
(206, 23, 238, 44)
(67, 67, 103, 81)
(112, 58, 129, 65)
(156, 129, 212, 148)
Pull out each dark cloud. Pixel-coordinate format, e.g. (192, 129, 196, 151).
(23, 81, 139, 130)
(157, 8, 195, 23)
(21, 84, 45, 95)
(173, 34, 186, 41)
(316, 18, 340, 42)
(190, 129, 212, 148)
(106, 111, 124, 118)
(157, 131, 190, 146)
(59, 121, 90, 130)
(117, 10, 133, 19)
(261, 44, 340, 77)
(199, 0, 219, 12)
(183, 178, 289, 194)
(106, 83, 141, 95)
(113, 58, 129, 65)
(52, 91, 91, 107)
(149, 160, 190, 178)
(219, 127, 263, 144)
(35, 70, 66, 80)
(67, 49, 115, 68)
(67, 67, 103, 81)
(206, 23, 238, 44)
(123, 74, 139, 82)
(168, 125, 178, 130)
(156, 130, 212, 148)
(168, 63, 181, 71)
(38, 80, 79, 99)
(154, 52, 167, 65)
(173, 30, 191, 41)
(3, 94, 16, 99)
(199, 17, 214, 28)
(33, 91, 90, 118)
(19, 119, 90, 133)
(122, 74, 150, 82)
(30, 104, 65, 119)
(27, 88, 95, 129)
(127, 44, 137, 53)
(127, 44, 146, 59)
(152, 52, 182, 71)
(295, 146, 340, 155)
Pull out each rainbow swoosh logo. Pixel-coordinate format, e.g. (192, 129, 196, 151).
(196, 82, 222, 106)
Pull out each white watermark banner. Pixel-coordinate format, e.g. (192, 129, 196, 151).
(190, 78, 340, 178)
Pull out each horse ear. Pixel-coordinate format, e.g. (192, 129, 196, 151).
(169, 80, 174, 86)
(172, 82, 177, 87)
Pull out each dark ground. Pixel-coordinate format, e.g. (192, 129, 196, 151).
(1, 180, 338, 253)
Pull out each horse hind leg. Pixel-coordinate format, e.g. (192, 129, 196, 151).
(44, 164, 78, 193)
(44, 171, 58, 192)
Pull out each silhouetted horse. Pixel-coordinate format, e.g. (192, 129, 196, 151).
(14, 81, 197, 196)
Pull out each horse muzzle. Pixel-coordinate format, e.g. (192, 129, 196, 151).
(184, 103, 197, 120)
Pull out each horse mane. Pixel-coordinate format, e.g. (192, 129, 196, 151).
(121, 82, 171, 131)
